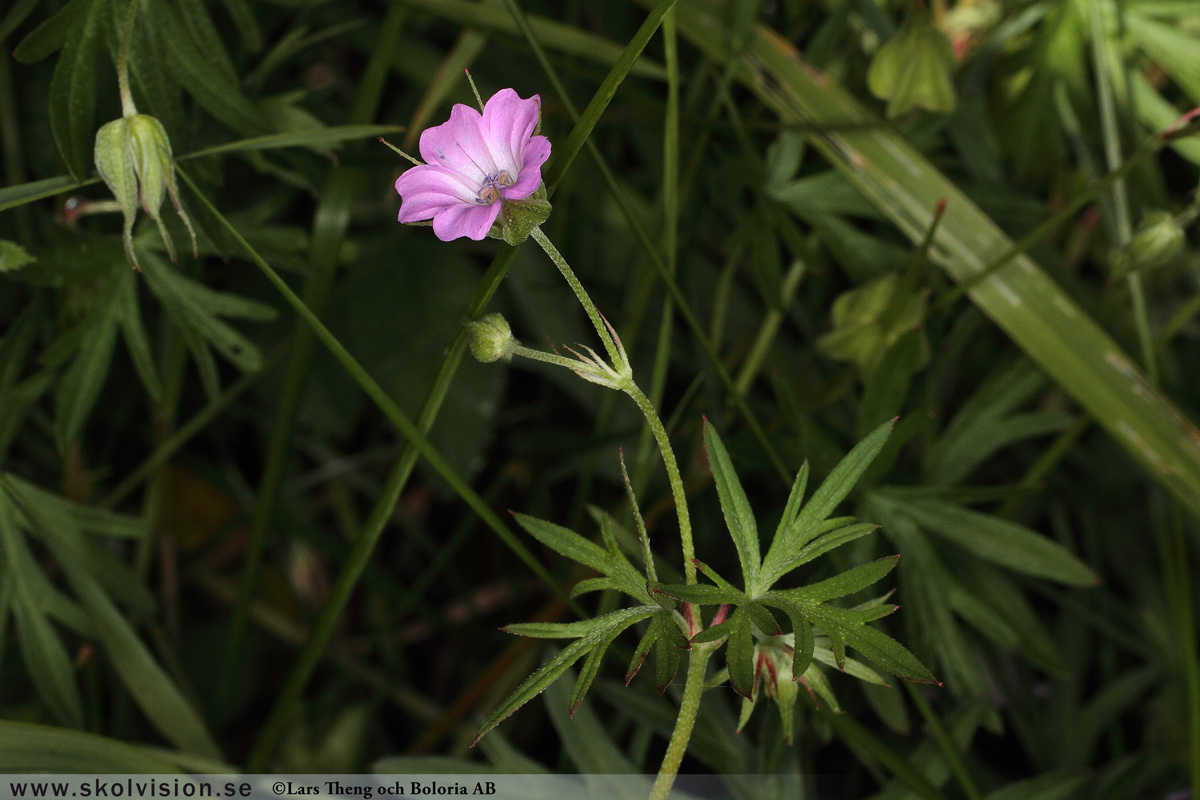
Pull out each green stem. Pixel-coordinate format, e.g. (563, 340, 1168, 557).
(525, 225, 702, 799)
(116, 0, 140, 117)
(530, 226, 622, 366)
(624, 383, 695, 586)
(1088, 0, 1158, 386)
(517, 236, 697, 586)
(648, 647, 711, 800)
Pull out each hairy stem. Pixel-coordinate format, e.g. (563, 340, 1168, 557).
(531, 226, 622, 366)
(649, 647, 711, 800)
(116, 0, 140, 117)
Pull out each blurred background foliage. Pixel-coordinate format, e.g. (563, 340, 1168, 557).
(1, 0, 1200, 797)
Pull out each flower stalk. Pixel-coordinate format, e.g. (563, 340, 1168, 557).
(117, 0, 140, 117)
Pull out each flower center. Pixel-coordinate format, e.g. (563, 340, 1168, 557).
(475, 171, 514, 205)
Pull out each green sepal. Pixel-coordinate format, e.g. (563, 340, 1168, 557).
(495, 185, 552, 246)
(94, 118, 140, 269)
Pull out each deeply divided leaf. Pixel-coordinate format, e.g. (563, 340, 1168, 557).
(703, 420, 761, 594)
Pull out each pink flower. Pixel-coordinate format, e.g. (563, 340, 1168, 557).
(395, 88, 552, 241)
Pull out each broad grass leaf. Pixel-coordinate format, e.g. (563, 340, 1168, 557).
(671, 0, 1200, 519)
(1060, 667, 1158, 768)
(1126, 12, 1200, 104)
(401, 0, 668, 82)
(0, 721, 181, 772)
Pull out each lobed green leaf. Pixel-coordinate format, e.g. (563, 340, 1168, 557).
(770, 556, 900, 605)
(476, 607, 653, 744)
(702, 420, 761, 594)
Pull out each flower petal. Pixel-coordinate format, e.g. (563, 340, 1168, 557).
(503, 134, 552, 199)
(396, 165, 478, 222)
(418, 103, 497, 184)
(432, 201, 501, 242)
(482, 88, 541, 176)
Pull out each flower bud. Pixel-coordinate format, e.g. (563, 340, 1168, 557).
(1111, 210, 1185, 280)
(817, 273, 928, 373)
(465, 313, 516, 363)
(867, 10, 957, 118)
(94, 113, 197, 270)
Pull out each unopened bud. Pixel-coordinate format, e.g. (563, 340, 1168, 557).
(94, 113, 197, 269)
(1112, 210, 1185, 280)
(465, 313, 516, 363)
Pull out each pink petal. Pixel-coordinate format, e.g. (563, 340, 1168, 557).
(396, 165, 478, 222)
(503, 134, 552, 199)
(418, 104, 498, 184)
(432, 201, 501, 241)
(482, 89, 541, 176)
